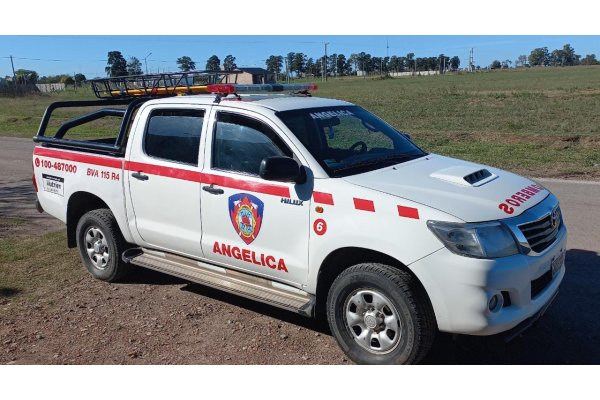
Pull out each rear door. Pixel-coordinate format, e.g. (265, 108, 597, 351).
(128, 105, 209, 258)
(199, 108, 311, 286)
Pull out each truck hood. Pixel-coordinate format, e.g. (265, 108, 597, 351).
(342, 154, 549, 222)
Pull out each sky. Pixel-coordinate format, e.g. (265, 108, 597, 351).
(1, 35, 599, 78)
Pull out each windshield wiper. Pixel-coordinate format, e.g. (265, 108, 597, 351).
(331, 153, 423, 176)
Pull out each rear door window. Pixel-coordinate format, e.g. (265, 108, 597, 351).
(144, 109, 204, 166)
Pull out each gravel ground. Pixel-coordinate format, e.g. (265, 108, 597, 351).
(0, 268, 349, 365)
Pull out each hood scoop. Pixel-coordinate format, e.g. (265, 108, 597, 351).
(430, 166, 497, 187)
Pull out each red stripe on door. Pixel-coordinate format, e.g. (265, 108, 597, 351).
(33, 147, 123, 169)
(398, 205, 420, 219)
(204, 173, 290, 198)
(125, 161, 203, 182)
(353, 198, 375, 212)
(313, 191, 334, 205)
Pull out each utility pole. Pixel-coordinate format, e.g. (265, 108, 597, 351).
(9, 55, 17, 96)
(144, 52, 152, 74)
(323, 42, 329, 82)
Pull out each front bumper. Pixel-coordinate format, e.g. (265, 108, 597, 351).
(410, 221, 566, 336)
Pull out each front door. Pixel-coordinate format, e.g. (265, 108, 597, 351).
(200, 109, 311, 286)
(128, 106, 208, 258)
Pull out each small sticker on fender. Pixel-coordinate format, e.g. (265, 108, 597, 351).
(42, 174, 64, 196)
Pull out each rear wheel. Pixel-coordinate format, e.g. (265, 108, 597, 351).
(326, 263, 436, 364)
(76, 209, 131, 282)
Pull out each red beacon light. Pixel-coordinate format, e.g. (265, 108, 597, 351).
(206, 84, 236, 94)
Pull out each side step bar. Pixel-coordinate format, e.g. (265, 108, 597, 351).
(123, 248, 315, 317)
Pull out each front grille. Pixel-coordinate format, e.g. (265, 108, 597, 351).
(531, 269, 552, 299)
(518, 207, 561, 253)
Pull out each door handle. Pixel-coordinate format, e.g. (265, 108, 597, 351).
(132, 171, 149, 181)
(203, 185, 224, 195)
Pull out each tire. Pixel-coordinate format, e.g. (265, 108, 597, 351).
(326, 263, 436, 365)
(75, 208, 132, 282)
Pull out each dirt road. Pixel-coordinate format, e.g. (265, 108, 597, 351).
(1, 137, 599, 364)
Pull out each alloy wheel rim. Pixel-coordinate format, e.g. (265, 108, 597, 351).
(344, 289, 402, 354)
(84, 226, 110, 270)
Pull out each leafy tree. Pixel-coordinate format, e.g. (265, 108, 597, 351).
(74, 73, 86, 85)
(490, 60, 502, 69)
(205, 55, 220, 71)
(336, 54, 348, 75)
(286, 52, 295, 77)
(328, 53, 337, 76)
(515, 55, 528, 68)
(406, 53, 415, 71)
(528, 47, 549, 67)
(356, 52, 372, 73)
(127, 57, 143, 75)
(438, 54, 450, 72)
(550, 49, 565, 66)
(348, 53, 358, 73)
(15, 69, 39, 84)
(502, 59, 512, 69)
(177, 56, 196, 72)
(63, 76, 75, 85)
(304, 58, 314, 77)
(105, 51, 128, 77)
(223, 55, 237, 71)
(559, 44, 580, 66)
(581, 54, 599, 65)
(449, 56, 460, 71)
(292, 53, 306, 77)
(265, 55, 283, 74)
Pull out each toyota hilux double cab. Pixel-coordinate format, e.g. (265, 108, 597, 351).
(32, 72, 566, 364)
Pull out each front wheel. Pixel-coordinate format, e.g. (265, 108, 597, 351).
(76, 208, 132, 282)
(326, 263, 436, 364)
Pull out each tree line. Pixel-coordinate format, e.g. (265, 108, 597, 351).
(489, 44, 599, 70)
(104, 51, 239, 76)
(265, 52, 461, 77)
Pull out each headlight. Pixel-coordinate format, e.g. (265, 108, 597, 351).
(427, 220, 519, 258)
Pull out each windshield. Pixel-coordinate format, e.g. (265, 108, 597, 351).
(276, 106, 426, 177)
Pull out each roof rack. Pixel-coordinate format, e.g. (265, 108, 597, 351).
(89, 71, 240, 99)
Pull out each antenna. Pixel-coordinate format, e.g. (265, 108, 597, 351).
(469, 48, 475, 72)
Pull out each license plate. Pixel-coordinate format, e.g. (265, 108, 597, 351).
(551, 251, 565, 277)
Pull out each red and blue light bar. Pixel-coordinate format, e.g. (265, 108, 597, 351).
(206, 84, 318, 94)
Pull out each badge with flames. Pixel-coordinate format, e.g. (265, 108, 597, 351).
(229, 193, 264, 245)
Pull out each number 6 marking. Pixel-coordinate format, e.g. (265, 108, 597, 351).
(313, 218, 327, 236)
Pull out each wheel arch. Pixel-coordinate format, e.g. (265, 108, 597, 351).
(66, 191, 112, 248)
(315, 247, 435, 322)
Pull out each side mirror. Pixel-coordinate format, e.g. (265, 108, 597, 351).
(259, 156, 306, 184)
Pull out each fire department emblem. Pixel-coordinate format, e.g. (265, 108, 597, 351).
(229, 193, 264, 245)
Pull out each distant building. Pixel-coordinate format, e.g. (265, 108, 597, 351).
(223, 67, 275, 84)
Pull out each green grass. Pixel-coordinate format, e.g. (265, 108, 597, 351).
(0, 216, 28, 228)
(2, 66, 600, 178)
(0, 231, 84, 303)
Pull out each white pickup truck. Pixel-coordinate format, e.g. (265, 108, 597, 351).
(32, 77, 566, 364)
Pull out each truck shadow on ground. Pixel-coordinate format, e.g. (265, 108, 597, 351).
(124, 248, 600, 364)
(180, 283, 331, 334)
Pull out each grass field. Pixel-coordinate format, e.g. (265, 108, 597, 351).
(0, 230, 84, 304)
(1, 66, 599, 178)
